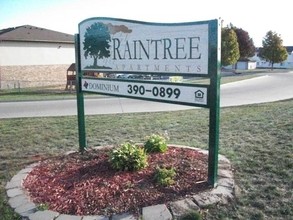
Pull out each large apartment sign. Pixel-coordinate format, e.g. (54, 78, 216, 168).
(75, 17, 221, 186)
(79, 18, 209, 76)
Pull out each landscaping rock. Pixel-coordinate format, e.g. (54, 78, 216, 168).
(169, 198, 200, 219)
(29, 210, 60, 220)
(217, 177, 235, 189)
(55, 214, 82, 220)
(112, 213, 136, 220)
(7, 187, 23, 198)
(210, 185, 234, 204)
(142, 204, 172, 220)
(18, 167, 34, 174)
(5, 180, 22, 189)
(193, 192, 222, 208)
(14, 202, 37, 216)
(218, 169, 233, 179)
(82, 215, 109, 220)
(8, 194, 29, 208)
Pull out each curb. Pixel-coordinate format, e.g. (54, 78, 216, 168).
(6, 146, 236, 220)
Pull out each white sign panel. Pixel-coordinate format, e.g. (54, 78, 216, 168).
(79, 18, 209, 75)
(82, 78, 208, 106)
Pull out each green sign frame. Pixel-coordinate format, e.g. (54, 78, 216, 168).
(75, 17, 221, 186)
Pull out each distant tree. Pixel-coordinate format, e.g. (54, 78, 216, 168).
(221, 27, 240, 67)
(83, 22, 111, 67)
(233, 27, 256, 59)
(259, 30, 288, 69)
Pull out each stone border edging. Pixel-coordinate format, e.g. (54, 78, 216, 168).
(6, 145, 236, 220)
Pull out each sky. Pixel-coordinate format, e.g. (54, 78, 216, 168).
(0, 0, 291, 47)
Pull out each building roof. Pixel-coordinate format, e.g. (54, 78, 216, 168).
(0, 25, 74, 43)
(285, 46, 293, 53)
(67, 63, 76, 72)
(238, 58, 256, 62)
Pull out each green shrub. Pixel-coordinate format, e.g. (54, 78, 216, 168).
(144, 134, 168, 153)
(109, 142, 148, 171)
(154, 166, 176, 186)
(37, 203, 49, 211)
(180, 211, 202, 220)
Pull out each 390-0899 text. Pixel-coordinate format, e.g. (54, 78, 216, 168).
(127, 85, 181, 99)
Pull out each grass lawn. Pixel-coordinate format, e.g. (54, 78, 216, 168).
(0, 85, 103, 102)
(0, 99, 292, 219)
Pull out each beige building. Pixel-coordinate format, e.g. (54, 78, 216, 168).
(0, 25, 75, 89)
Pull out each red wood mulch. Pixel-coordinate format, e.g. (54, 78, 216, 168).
(23, 146, 209, 217)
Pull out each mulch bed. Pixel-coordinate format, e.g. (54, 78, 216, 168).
(23, 146, 209, 216)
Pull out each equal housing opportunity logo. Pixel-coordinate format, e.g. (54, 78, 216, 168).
(79, 18, 209, 74)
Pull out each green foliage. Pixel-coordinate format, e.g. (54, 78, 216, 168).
(0, 192, 21, 220)
(37, 203, 49, 211)
(144, 134, 168, 153)
(109, 142, 148, 171)
(259, 30, 288, 69)
(233, 27, 256, 59)
(180, 210, 202, 220)
(154, 166, 176, 186)
(221, 27, 240, 66)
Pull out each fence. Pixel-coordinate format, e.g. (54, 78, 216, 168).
(0, 79, 71, 91)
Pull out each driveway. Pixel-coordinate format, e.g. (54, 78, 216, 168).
(221, 71, 293, 106)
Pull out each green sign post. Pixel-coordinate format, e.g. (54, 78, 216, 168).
(75, 17, 221, 186)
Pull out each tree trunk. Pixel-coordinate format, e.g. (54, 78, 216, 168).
(93, 57, 97, 67)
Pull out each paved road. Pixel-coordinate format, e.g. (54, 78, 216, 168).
(221, 72, 293, 106)
(0, 72, 292, 119)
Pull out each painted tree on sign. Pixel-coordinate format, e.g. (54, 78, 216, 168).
(83, 22, 111, 67)
(221, 27, 240, 67)
(259, 30, 288, 69)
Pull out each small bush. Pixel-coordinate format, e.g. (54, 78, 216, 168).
(154, 166, 176, 186)
(180, 211, 202, 220)
(37, 203, 49, 211)
(144, 134, 168, 153)
(109, 142, 148, 171)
